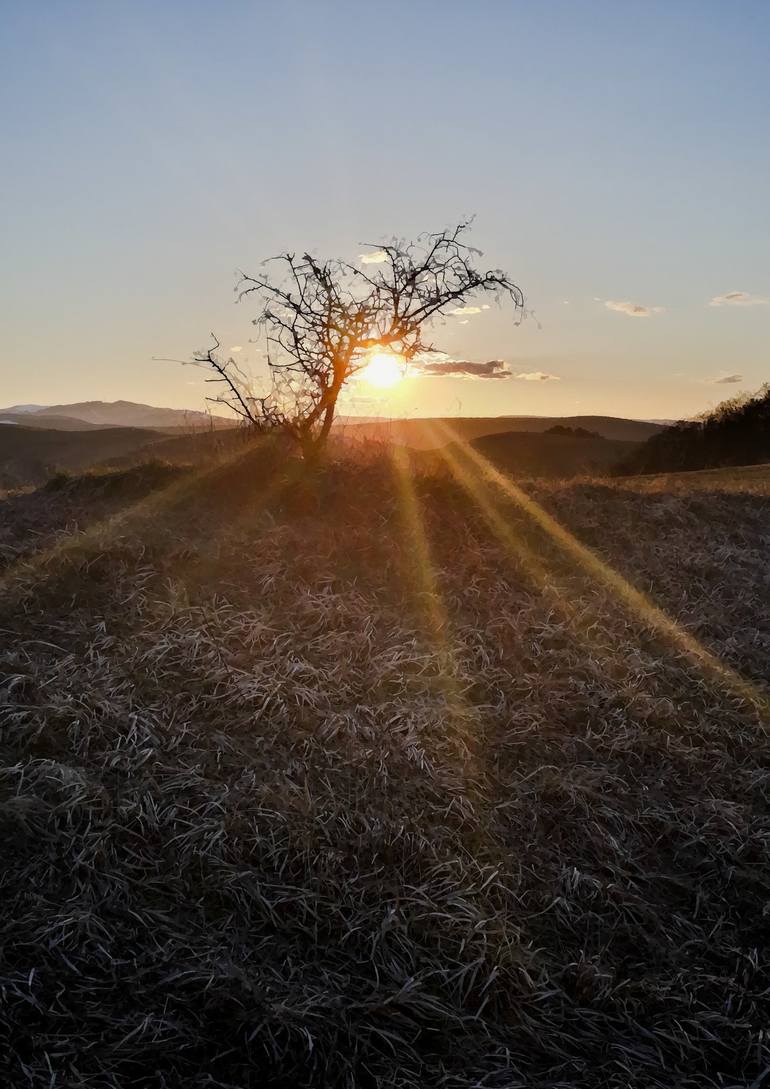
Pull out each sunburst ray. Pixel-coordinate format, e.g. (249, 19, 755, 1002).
(431, 421, 769, 718)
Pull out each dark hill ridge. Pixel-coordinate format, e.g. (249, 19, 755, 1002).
(104, 425, 641, 481)
(416, 429, 638, 479)
(0, 408, 664, 489)
(0, 423, 259, 490)
(0, 425, 164, 489)
(342, 414, 663, 449)
(1, 403, 664, 441)
(470, 429, 637, 477)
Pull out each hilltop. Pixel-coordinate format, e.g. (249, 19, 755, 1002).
(1, 443, 768, 1086)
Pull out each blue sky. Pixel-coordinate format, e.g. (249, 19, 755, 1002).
(1, 0, 768, 419)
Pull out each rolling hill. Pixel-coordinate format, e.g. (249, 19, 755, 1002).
(0, 424, 165, 488)
(0, 407, 665, 489)
(429, 429, 639, 478)
(342, 414, 664, 449)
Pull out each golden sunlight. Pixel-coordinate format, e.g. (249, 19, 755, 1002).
(359, 351, 406, 389)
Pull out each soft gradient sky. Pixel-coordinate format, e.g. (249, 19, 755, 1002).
(1, 1, 768, 420)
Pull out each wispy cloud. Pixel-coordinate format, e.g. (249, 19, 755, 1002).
(604, 300, 664, 317)
(513, 371, 560, 381)
(359, 250, 388, 265)
(229, 345, 243, 353)
(709, 291, 768, 307)
(416, 358, 511, 379)
(710, 373, 743, 384)
(447, 305, 483, 316)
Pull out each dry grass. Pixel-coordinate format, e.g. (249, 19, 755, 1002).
(624, 462, 770, 495)
(1, 445, 769, 1087)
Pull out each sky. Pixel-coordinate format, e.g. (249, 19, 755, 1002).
(1, 0, 768, 421)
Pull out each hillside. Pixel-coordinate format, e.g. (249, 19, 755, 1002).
(101, 423, 253, 468)
(0, 424, 164, 489)
(342, 414, 663, 449)
(0, 412, 654, 489)
(0, 421, 256, 490)
(624, 462, 770, 493)
(1, 444, 768, 1086)
(426, 429, 639, 478)
(109, 426, 639, 481)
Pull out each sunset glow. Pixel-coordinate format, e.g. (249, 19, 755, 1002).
(359, 351, 406, 389)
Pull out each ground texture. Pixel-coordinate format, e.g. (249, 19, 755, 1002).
(1, 453, 769, 1088)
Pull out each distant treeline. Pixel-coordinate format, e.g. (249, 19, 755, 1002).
(619, 384, 770, 475)
(545, 425, 600, 439)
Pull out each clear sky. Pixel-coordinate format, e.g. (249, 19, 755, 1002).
(1, 0, 768, 421)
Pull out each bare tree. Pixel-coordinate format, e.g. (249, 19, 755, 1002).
(193, 221, 524, 462)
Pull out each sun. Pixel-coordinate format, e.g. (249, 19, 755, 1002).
(359, 351, 405, 389)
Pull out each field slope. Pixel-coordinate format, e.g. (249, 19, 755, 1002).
(0, 424, 167, 488)
(437, 429, 639, 478)
(1, 445, 769, 1087)
(622, 461, 770, 493)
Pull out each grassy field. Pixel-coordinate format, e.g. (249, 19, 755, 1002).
(1, 444, 769, 1087)
(627, 462, 770, 493)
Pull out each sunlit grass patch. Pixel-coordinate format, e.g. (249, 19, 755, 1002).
(1, 447, 769, 1086)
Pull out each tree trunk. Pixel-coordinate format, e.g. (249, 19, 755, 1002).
(316, 401, 337, 449)
(298, 387, 339, 465)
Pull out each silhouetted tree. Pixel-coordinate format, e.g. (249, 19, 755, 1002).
(618, 383, 770, 474)
(193, 222, 524, 462)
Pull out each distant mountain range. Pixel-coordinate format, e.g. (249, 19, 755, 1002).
(0, 400, 236, 431)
